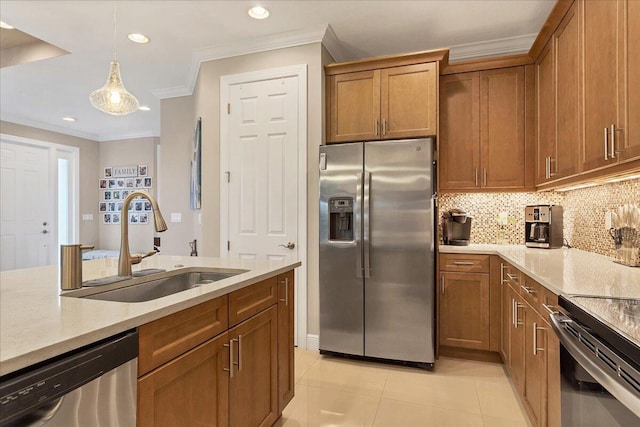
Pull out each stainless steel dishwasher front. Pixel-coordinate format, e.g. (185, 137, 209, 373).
(0, 329, 138, 426)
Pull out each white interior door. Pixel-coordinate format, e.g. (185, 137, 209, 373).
(227, 76, 299, 262)
(1, 140, 54, 270)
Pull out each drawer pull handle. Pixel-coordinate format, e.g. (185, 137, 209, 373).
(280, 278, 289, 306)
(224, 339, 235, 378)
(542, 304, 557, 315)
(506, 273, 518, 281)
(500, 263, 507, 285)
(521, 285, 536, 294)
(533, 322, 546, 355)
(237, 335, 243, 372)
(453, 261, 475, 266)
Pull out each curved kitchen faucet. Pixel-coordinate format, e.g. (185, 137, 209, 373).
(118, 190, 168, 276)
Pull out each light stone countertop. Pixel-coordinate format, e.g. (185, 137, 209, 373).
(0, 255, 300, 376)
(439, 244, 640, 299)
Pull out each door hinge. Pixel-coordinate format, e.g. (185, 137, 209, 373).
(227, 103, 231, 114)
(227, 241, 230, 251)
(225, 171, 230, 183)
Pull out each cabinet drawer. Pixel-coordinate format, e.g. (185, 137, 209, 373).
(520, 275, 542, 311)
(229, 277, 278, 327)
(540, 286, 559, 325)
(501, 262, 521, 290)
(440, 254, 490, 273)
(139, 296, 228, 376)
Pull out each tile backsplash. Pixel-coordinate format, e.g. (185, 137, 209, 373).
(439, 178, 639, 257)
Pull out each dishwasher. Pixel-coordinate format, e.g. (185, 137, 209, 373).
(0, 329, 138, 426)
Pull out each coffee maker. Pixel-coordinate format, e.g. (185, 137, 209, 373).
(525, 205, 563, 248)
(443, 209, 472, 246)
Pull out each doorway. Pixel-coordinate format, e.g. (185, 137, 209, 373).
(220, 65, 308, 348)
(0, 135, 79, 271)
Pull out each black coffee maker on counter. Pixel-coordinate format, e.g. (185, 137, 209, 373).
(443, 209, 472, 246)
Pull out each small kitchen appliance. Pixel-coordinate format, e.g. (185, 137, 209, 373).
(442, 209, 472, 246)
(525, 205, 563, 248)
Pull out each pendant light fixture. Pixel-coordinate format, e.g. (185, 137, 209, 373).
(90, 2, 139, 115)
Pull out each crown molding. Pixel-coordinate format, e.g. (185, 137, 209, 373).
(152, 25, 331, 100)
(321, 24, 349, 63)
(449, 33, 537, 61)
(1, 113, 100, 142)
(0, 114, 159, 142)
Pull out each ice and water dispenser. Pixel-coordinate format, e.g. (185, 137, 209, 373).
(329, 197, 354, 241)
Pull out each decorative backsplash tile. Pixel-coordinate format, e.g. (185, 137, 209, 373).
(439, 178, 639, 258)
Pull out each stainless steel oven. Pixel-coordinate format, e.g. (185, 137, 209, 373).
(549, 296, 640, 426)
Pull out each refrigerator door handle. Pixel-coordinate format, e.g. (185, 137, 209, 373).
(355, 173, 363, 278)
(363, 171, 371, 278)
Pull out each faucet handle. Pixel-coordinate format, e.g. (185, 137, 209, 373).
(130, 249, 159, 265)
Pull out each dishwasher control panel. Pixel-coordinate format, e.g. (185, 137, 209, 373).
(0, 329, 138, 425)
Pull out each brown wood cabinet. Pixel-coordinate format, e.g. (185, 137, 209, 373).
(229, 306, 278, 427)
(277, 270, 295, 413)
(137, 271, 295, 427)
(439, 66, 530, 191)
(536, 1, 580, 184)
(510, 287, 526, 394)
(438, 254, 491, 351)
(522, 303, 547, 427)
(326, 51, 444, 144)
(138, 332, 230, 427)
(581, 0, 640, 171)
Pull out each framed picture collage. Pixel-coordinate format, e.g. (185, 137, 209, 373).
(99, 165, 153, 225)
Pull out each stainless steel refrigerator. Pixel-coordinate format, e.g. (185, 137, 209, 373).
(319, 138, 435, 366)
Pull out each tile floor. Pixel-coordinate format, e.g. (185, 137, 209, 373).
(275, 348, 530, 427)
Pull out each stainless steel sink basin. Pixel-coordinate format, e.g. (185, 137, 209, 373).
(63, 268, 247, 303)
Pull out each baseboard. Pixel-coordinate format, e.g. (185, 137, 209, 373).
(306, 334, 319, 351)
(438, 346, 504, 364)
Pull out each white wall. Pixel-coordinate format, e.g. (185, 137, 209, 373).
(158, 96, 198, 256)
(98, 137, 159, 251)
(160, 42, 330, 335)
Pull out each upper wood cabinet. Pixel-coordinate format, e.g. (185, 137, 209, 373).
(326, 50, 445, 144)
(440, 66, 531, 191)
(536, 2, 581, 184)
(581, 0, 640, 171)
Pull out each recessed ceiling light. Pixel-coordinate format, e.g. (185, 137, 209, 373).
(62, 116, 76, 122)
(128, 33, 150, 44)
(0, 21, 14, 29)
(138, 105, 151, 111)
(248, 6, 270, 20)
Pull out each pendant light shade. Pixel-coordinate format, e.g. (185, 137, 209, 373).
(90, 61, 139, 115)
(90, 3, 139, 116)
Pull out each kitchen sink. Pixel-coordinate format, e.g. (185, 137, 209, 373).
(63, 268, 247, 303)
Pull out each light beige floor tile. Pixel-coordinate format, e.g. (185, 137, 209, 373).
(475, 377, 528, 421)
(299, 356, 389, 397)
(276, 383, 379, 427)
(373, 398, 484, 427)
(482, 414, 530, 427)
(382, 369, 481, 414)
(295, 348, 321, 383)
(435, 357, 507, 379)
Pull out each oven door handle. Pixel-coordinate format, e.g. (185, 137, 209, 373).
(549, 311, 640, 418)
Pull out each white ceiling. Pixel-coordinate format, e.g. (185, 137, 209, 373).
(0, 0, 556, 142)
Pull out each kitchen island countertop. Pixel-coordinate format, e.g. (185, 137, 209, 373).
(0, 255, 300, 376)
(439, 244, 640, 299)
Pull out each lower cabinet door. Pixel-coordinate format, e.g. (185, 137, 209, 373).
(511, 292, 525, 394)
(439, 272, 490, 350)
(138, 331, 230, 427)
(230, 306, 278, 427)
(500, 281, 511, 364)
(277, 270, 295, 413)
(523, 305, 546, 427)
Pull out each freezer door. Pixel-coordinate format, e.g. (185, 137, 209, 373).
(319, 143, 364, 355)
(363, 139, 435, 363)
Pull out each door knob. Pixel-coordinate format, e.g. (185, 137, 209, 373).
(279, 242, 295, 250)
